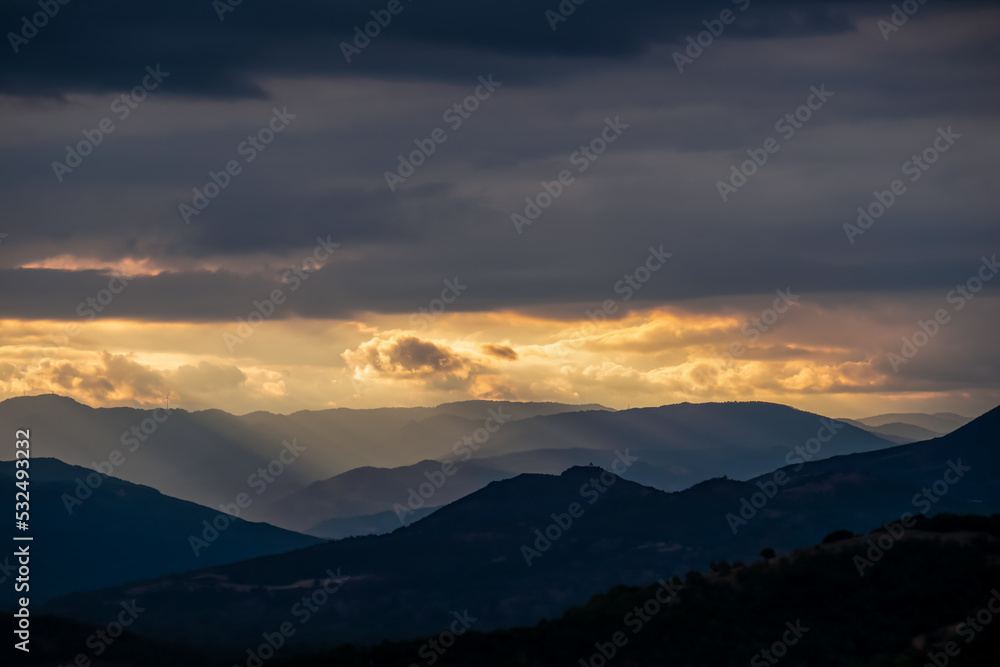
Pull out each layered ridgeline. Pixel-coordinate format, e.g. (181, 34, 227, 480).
(45, 406, 1000, 652)
(258, 401, 898, 533)
(0, 396, 901, 534)
(260, 514, 1000, 667)
(259, 459, 511, 535)
(29, 516, 1000, 667)
(836, 411, 971, 443)
(0, 395, 608, 517)
(0, 458, 321, 607)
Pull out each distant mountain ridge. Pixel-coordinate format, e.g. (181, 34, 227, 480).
(258, 459, 513, 532)
(855, 411, 971, 431)
(2, 396, 905, 535)
(255, 401, 900, 532)
(835, 411, 972, 443)
(46, 404, 1000, 650)
(775, 405, 1000, 501)
(0, 395, 609, 514)
(430, 400, 899, 487)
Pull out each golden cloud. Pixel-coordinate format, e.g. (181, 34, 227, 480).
(1, 292, 995, 418)
(480, 343, 518, 360)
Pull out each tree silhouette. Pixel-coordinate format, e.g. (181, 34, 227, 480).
(821, 529, 854, 545)
(709, 561, 732, 575)
(760, 547, 776, 563)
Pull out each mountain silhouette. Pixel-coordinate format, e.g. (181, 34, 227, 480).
(0, 457, 320, 607)
(256, 401, 902, 533)
(43, 404, 999, 650)
(0, 395, 606, 514)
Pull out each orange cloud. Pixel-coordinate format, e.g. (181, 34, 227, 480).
(1, 292, 996, 418)
(480, 343, 518, 360)
(342, 335, 482, 391)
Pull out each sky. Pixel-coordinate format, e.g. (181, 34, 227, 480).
(0, 0, 998, 418)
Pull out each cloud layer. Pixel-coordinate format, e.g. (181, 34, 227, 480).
(0, 2, 997, 415)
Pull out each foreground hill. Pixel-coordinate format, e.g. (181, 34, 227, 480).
(0, 458, 321, 607)
(282, 514, 1000, 666)
(45, 403, 998, 651)
(30, 515, 1000, 667)
(261, 454, 684, 534)
(777, 405, 1000, 503)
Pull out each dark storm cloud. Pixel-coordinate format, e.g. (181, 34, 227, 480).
(2, 250, 997, 322)
(0, 1, 996, 329)
(481, 344, 518, 360)
(0, 0, 863, 98)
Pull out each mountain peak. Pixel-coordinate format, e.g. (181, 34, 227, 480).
(0, 393, 90, 409)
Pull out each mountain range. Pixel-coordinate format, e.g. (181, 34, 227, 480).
(0, 395, 607, 515)
(42, 405, 999, 651)
(1, 396, 914, 537)
(257, 401, 907, 533)
(836, 411, 971, 443)
(0, 458, 320, 608)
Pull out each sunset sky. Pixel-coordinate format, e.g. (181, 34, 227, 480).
(1, 1, 997, 417)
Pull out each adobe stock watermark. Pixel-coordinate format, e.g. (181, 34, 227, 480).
(924, 589, 1000, 667)
(749, 620, 810, 667)
(854, 459, 970, 576)
(562, 245, 673, 351)
(393, 407, 511, 523)
(407, 277, 468, 333)
(690, 288, 800, 386)
(545, 0, 588, 31)
(223, 236, 339, 352)
(844, 126, 960, 244)
(235, 568, 350, 667)
(18, 266, 136, 374)
(672, 0, 752, 73)
(511, 116, 629, 234)
(385, 75, 501, 191)
(520, 450, 638, 566)
(178, 106, 296, 224)
(75, 269, 135, 320)
(713, 288, 800, 371)
(585, 246, 673, 324)
(351, 277, 469, 396)
(214, 0, 245, 21)
(886, 254, 996, 372)
(577, 577, 682, 666)
(726, 418, 844, 534)
(717, 85, 833, 202)
(52, 65, 170, 182)
(188, 439, 307, 556)
(876, 0, 928, 41)
(45, 600, 145, 665)
(7, 0, 72, 54)
(61, 401, 175, 515)
(340, 0, 413, 63)
(408, 611, 477, 667)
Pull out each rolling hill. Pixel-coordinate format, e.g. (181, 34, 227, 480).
(0, 395, 607, 514)
(257, 402, 903, 533)
(0, 458, 321, 607)
(43, 405, 999, 650)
